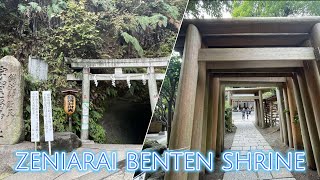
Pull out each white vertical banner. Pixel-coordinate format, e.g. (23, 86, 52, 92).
(42, 91, 54, 142)
(30, 91, 40, 142)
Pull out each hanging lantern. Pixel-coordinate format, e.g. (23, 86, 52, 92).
(64, 94, 76, 116)
(62, 89, 78, 132)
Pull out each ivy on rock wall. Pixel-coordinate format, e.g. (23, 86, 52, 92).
(0, 0, 186, 143)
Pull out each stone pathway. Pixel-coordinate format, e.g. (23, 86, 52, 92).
(223, 112, 295, 180)
(0, 143, 141, 180)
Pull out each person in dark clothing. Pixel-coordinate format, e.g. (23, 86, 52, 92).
(246, 108, 249, 119)
(241, 108, 246, 120)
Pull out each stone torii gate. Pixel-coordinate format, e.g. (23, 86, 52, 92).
(167, 17, 320, 180)
(66, 57, 168, 141)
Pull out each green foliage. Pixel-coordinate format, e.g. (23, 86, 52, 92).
(47, 0, 67, 20)
(154, 55, 181, 123)
(154, 54, 181, 144)
(232, 1, 320, 17)
(137, 14, 168, 31)
(121, 32, 144, 57)
(293, 112, 299, 124)
(225, 102, 234, 132)
(89, 109, 106, 143)
(187, 0, 320, 18)
(18, 2, 42, 15)
(52, 0, 102, 58)
(263, 88, 276, 99)
(187, 1, 232, 18)
(0, 0, 186, 144)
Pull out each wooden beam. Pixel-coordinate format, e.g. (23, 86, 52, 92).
(222, 82, 283, 87)
(65, 57, 169, 68)
(176, 33, 309, 49)
(199, 47, 315, 61)
(207, 60, 303, 69)
(179, 17, 320, 35)
(231, 96, 259, 100)
(220, 77, 286, 83)
(211, 72, 294, 77)
(226, 87, 273, 94)
(67, 73, 165, 81)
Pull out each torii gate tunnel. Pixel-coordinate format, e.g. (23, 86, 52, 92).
(66, 57, 168, 142)
(167, 17, 320, 180)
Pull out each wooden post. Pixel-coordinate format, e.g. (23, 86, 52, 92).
(304, 23, 320, 140)
(311, 23, 320, 75)
(276, 87, 288, 145)
(287, 78, 303, 150)
(165, 24, 201, 180)
(201, 73, 209, 155)
(189, 62, 206, 180)
(254, 99, 258, 126)
(283, 86, 293, 147)
(81, 67, 90, 141)
(206, 78, 213, 153)
(279, 110, 284, 143)
(216, 83, 223, 157)
(148, 66, 158, 113)
(259, 90, 265, 128)
(206, 78, 220, 153)
(221, 86, 225, 152)
(297, 70, 320, 174)
(292, 75, 316, 169)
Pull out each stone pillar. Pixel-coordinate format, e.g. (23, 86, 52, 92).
(276, 87, 288, 146)
(287, 78, 303, 150)
(297, 70, 320, 174)
(283, 86, 293, 148)
(165, 24, 201, 180)
(259, 90, 265, 128)
(292, 75, 316, 169)
(189, 62, 206, 180)
(0, 56, 24, 144)
(81, 67, 90, 141)
(148, 66, 158, 113)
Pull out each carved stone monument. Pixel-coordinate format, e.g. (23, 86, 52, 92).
(0, 56, 24, 144)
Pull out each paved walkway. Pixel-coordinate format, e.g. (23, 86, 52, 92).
(223, 112, 295, 180)
(1, 143, 141, 180)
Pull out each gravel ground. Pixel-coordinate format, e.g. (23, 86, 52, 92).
(256, 125, 320, 180)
